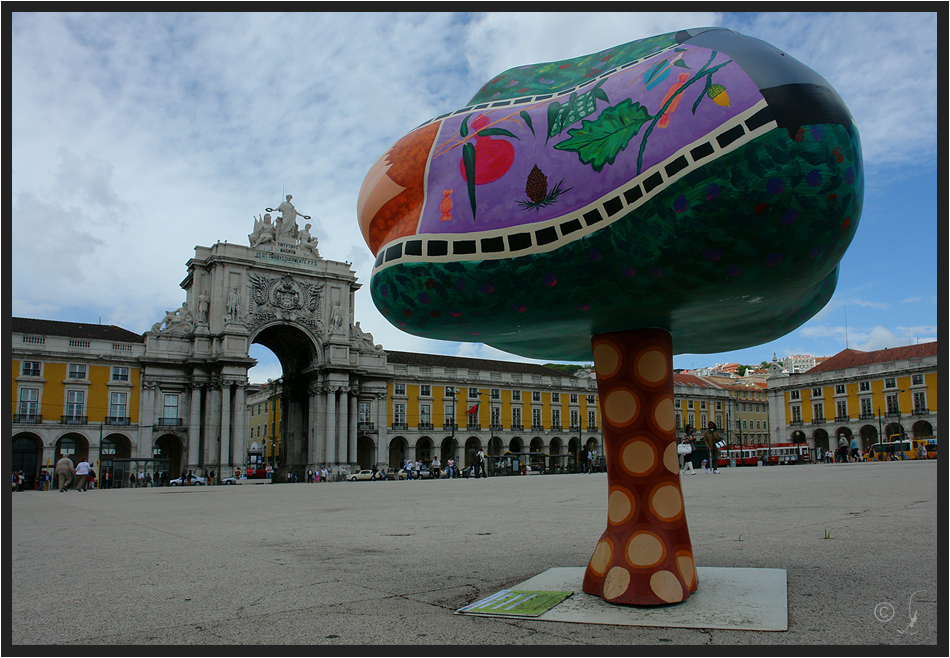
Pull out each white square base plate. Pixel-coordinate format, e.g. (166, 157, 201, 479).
(460, 566, 787, 631)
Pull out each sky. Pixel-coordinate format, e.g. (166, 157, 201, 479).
(10, 11, 942, 383)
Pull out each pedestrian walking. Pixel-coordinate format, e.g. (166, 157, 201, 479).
(55, 455, 74, 492)
(702, 422, 722, 474)
(74, 458, 91, 492)
(679, 437, 695, 475)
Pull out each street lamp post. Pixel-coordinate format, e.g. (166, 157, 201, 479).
(446, 386, 458, 475)
(896, 389, 906, 441)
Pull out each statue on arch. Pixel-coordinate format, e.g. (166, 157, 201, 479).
(249, 213, 277, 248)
(267, 194, 310, 240)
(226, 287, 242, 323)
(150, 302, 195, 336)
(297, 223, 321, 258)
(196, 289, 210, 325)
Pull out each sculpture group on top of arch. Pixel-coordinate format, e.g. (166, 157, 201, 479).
(249, 194, 320, 258)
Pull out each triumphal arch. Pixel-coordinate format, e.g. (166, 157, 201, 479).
(142, 196, 390, 479)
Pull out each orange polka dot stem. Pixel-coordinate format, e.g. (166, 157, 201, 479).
(583, 328, 698, 606)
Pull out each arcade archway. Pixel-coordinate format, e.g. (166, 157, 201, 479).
(12, 434, 42, 489)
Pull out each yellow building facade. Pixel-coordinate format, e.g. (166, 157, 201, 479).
(12, 318, 149, 488)
(767, 342, 939, 455)
(383, 351, 602, 473)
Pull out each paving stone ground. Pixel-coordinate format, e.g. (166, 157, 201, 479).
(9, 459, 941, 647)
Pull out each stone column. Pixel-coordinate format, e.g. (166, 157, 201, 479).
(376, 392, 388, 467)
(188, 382, 203, 468)
(141, 380, 157, 458)
(348, 389, 358, 465)
(325, 386, 337, 465)
(308, 381, 322, 467)
(219, 380, 232, 469)
(338, 387, 348, 466)
(205, 378, 222, 465)
(232, 382, 247, 473)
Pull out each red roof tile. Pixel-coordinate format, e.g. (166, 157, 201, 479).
(805, 342, 938, 373)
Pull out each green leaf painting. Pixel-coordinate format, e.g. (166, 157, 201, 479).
(462, 142, 477, 219)
(546, 80, 609, 141)
(553, 99, 653, 172)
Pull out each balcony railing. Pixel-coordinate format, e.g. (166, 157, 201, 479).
(467, 423, 482, 431)
(13, 414, 42, 424)
(391, 422, 408, 431)
(156, 418, 183, 427)
(418, 422, 434, 431)
(811, 417, 826, 425)
(357, 421, 376, 431)
(61, 415, 87, 425)
(912, 407, 930, 416)
(442, 422, 457, 431)
(105, 416, 131, 426)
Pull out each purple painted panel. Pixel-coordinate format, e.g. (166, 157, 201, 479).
(417, 46, 761, 235)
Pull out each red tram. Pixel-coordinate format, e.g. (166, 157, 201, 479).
(718, 443, 811, 466)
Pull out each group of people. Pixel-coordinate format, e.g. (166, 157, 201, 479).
(678, 422, 724, 475)
(304, 467, 333, 482)
(11, 470, 39, 491)
(50, 455, 95, 492)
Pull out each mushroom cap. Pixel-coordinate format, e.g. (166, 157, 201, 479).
(358, 28, 863, 361)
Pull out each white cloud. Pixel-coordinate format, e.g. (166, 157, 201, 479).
(723, 11, 938, 173)
(11, 11, 938, 373)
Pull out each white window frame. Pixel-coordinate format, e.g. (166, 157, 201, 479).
(66, 389, 85, 418)
(110, 391, 128, 419)
(19, 387, 39, 416)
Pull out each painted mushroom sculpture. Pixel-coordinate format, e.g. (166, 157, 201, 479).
(357, 27, 863, 606)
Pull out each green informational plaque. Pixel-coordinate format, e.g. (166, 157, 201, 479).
(457, 589, 573, 617)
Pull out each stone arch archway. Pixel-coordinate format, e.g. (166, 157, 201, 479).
(154, 433, 184, 481)
(356, 435, 377, 469)
(859, 424, 878, 447)
(12, 433, 42, 489)
(56, 432, 89, 462)
(911, 420, 933, 438)
(389, 436, 408, 469)
(140, 232, 391, 479)
(415, 437, 434, 464)
(488, 436, 504, 456)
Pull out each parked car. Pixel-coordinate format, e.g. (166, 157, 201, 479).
(221, 476, 241, 484)
(396, 466, 431, 480)
(347, 469, 376, 481)
(169, 475, 206, 486)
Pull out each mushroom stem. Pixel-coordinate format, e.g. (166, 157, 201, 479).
(583, 328, 698, 606)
